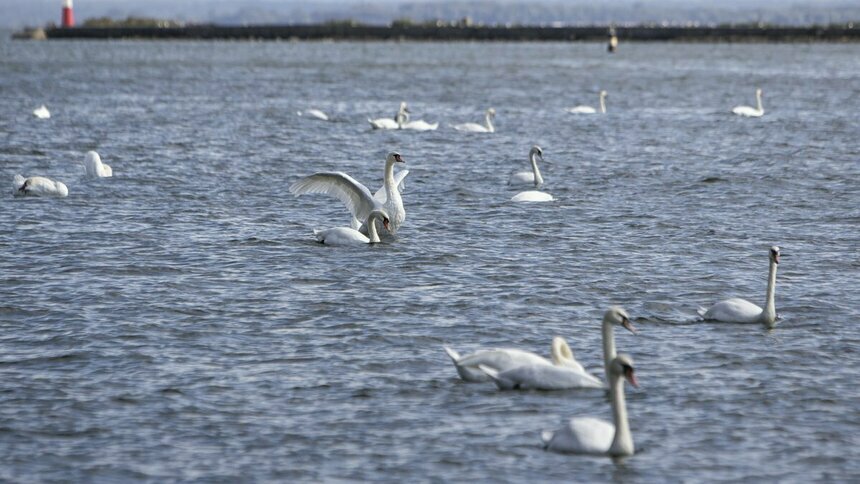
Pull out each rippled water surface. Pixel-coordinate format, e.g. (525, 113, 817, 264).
(1, 38, 859, 482)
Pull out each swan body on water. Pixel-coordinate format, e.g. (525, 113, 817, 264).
(453, 108, 495, 133)
(290, 152, 407, 234)
(33, 105, 51, 119)
(732, 89, 764, 117)
(481, 307, 636, 390)
(13, 175, 68, 197)
(567, 90, 607, 114)
(313, 210, 390, 245)
(297, 109, 329, 121)
(511, 191, 553, 202)
(444, 337, 586, 383)
(369, 102, 409, 130)
(401, 119, 439, 131)
(698, 246, 781, 327)
(541, 354, 638, 456)
(83, 151, 112, 178)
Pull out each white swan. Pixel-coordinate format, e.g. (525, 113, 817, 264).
(479, 307, 636, 390)
(369, 102, 409, 130)
(33, 105, 51, 119)
(567, 90, 607, 114)
(453, 108, 495, 133)
(401, 119, 439, 131)
(290, 152, 407, 234)
(541, 354, 638, 456)
(297, 109, 329, 121)
(698, 246, 781, 327)
(313, 209, 390, 245)
(732, 89, 764, 117)
(511, 146, 553, 202)
(83, 151, 112, 178)
(12, 174, 68, 197)
(444, 337, 586, 383)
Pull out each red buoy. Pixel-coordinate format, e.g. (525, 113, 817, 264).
(61, 0, 75, 27)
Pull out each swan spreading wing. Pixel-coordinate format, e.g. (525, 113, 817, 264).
(290, 172, 379, 223)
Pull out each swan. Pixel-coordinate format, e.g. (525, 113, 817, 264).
(511, 190, 554, 202)
(479, 307, 636, 390)
(33, 105, 50, 119)
(290, 152, 407, 234)
(511, 146, 553, 202)
(732, 89, 764, 117)
(83, 151, 112, 178)
(698, 246, 781, 327)
(444, 337, 586, 383)
(313, 210, 390, 245)
(567, 90, 607, 114)
(297, 109, 329, 121)
(453, 108, 495, 133)
(541, 354, 638, 456)
(401, 118, 439, 131)
(369, 102, 409, 130)
(12, 174, 68, 197)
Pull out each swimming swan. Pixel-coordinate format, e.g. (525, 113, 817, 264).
(369, 102, 409, 130)
(444, 337, 586, 383)
(453, 108, 495, 133)
(511, 146, 553, 202)
(33, 105, 51, 119)
(567, 90, 607, 114)
(12, 175, 68, 197)
(732, 89, 764, 117)
(297, 109, 329, 121)
(290, 152, 407, 234)
(83, 151, 112, 178)
(541, 354, 638, 456)
(698, 246, 781, 327)
(313, 209, 390, 245)
(480, 307, 636, 390)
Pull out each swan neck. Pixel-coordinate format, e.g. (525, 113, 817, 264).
(756, 92, 763, 112)
(530, 153, 544, 187)
(763, 258, 778, 326)
(367, 214, 381, 244)
(608, 373, 634, 456)
(602, 319, 616, 383)
(599, 93, 606, 114)
(485, 113, 495, 132)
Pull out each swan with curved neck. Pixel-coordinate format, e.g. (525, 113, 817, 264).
(83, 151, 112, 178)
(443, 336, 586, 383)
(542, 354, 638, 456)
(479, 307, 636, 390)
(732, 88, 764, 117)
(313, 209, 390, 245)
(13, 174, 68, 197)
(567, 90, 607, 114)
(699, 246, 781, 327)
(453, 108, 495, 133)
(369, 102, 409, 129)
(511, 146, 553, 202)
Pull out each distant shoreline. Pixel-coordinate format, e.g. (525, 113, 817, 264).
(13, 23, 860, 42)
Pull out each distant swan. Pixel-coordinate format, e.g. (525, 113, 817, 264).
(511, 146, 553, 202)
(290, 152, 407, 234)
(444, 337, 586, 383)
(453, 108, 495, 133)
(698, 246, 781, 327)
(83, 151, 112, 178)
(541, 354, 638, 456)
(313, 210, 390, 245)
(297, 109, 329, 121)
(33, 105, 50, 119)
(369, 102, 409, 130)
(480, 307, 636, 390)
(13, 174, 68, 197)
(732, 89, 764, 117)
(567, 90, 607, 114)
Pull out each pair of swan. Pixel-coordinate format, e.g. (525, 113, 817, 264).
(568, 91, 607, 114)
(732, 88, 764, 117)
(369, 102, 438, 131)
(33, 105, 51, 119)
(453, 108, 495, 133)
(297, 109, 329, 121)
(699, 246, 781, 327)
(510, 146, 553, 202)
(444, 336, 588, 383)
(13, 174, 68, 197)
(290, 152, 408, 245)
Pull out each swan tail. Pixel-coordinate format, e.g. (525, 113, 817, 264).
(13, 174, 26, 192)
(478, 365, 514, 389)
(541, 430, 555, 448)
(443, 346, 461, 363)
(696, 306, 707, 318)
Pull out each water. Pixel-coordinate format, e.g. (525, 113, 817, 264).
(1, 38, 859, 482)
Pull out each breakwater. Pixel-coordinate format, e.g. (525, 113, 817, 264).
(36, 24, 860, 42)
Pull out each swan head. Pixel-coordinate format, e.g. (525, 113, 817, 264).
(756, 88, 763, 97)
(770, 246, 780, 265)
(369, 209, 391, 231)
(550, 336, 574, 364)
(609, 354, 639, 388)
(487, 108, 496, 117)
(600, 90, 608, 98)
(399, 102, 409, 113)
(529, 145, 543, 161)
(605, 306, 636, 334)
(387, 151, 405, 164)
(85, 151, 101, 165)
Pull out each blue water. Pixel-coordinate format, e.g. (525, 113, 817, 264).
(1, 38, 859, 481)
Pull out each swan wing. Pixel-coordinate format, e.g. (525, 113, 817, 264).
(313, 227, 370, 245)
(290, 172, 377, 222)
(373, 169, 409, 203)
(544, 417, 614, 454)
(512, 190, 553, 202)
(567, 106, 596, 114)
(493, 364, 605, 390)
(455, 349, 550, 372)
(702, 298, 763, 323)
